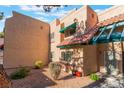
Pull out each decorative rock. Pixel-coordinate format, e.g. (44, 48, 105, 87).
(0, 65, 12, 88)
(111, 69, 119, 76)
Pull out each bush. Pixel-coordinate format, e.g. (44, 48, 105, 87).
(10, 67, 30, 80)
(90, 73, 100, 81)
(49, 62, 62, 80)
(0, 32, 4, 38)
(34, 60, 44, 69)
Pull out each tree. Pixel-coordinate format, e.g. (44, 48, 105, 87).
(0, 12, 4, 38)
(0, 11, 4, 37)
(0, 12, 3, 20)
(36, 5, 68, 12)
(0, 31, 4, 38)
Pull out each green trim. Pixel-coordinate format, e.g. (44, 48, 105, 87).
(93, 27, 106, 44)
(103, 21, 124, 30)
(59, 22, 76, 33)
(59, 27, 68, 33)
(107, 23, 116, 40)
(57, 43, 83, 49)
(121, 28, 124, 39)
(111, 32, 121, 39)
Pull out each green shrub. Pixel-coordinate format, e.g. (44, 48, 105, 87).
(0, 32, 4, 38)
(34, 60, 44, 69)
(10, 67, 30, 80)
(49, 62, 62, 80)
(90, 73, 100, 81)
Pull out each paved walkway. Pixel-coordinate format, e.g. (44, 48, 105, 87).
(6, 67, 95, 88)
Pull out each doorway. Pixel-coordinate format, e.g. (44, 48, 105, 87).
(104, 50, 122, 75)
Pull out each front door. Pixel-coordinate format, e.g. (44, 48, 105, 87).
(104, 50, 120, 75)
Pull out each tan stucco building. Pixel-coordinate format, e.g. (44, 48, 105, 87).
(4, 11, 50, 68)
(50, 5, 124, 76)
(3, 5, 124, 76)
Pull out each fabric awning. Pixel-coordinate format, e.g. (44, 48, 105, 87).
(59, 22, 76, 33)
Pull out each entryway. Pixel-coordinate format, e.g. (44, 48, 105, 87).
(104, 50, 122, 75)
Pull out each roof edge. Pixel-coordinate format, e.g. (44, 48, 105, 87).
(12, 11, 49, 25)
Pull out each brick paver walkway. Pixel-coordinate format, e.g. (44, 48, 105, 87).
(6, 67, 95, 88)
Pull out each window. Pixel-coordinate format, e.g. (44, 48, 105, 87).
(70, 29, 75, 35)
(61, 52, 65, 60)
(61, 51, 73, 62)
(91, 14, 94, 18)
(50, 52, 54, 58)
(61, 23, 64, 29)
(40, 26, 43, 30)
(64, 29, 75, 37)
(51, 32, 54, 39)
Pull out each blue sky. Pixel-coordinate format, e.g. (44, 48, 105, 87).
(0, 5, 112, 32)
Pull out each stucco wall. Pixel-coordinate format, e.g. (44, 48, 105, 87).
(98, 5, 124, 22)
(59, 45, 98, 76)
(4, 11, 50, 68)
(60, 6, 87, 30)
(83, 45, 98, 75)
(87, 6, 98, 28)
(50, 19, 61, 62)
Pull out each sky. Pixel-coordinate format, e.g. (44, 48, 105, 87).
(0, 5, 112, 32)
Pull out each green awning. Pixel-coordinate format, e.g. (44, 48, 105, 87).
(57, 43, 82, 49)
(59, 22, 76, 33)
(59, 27, 68, 33)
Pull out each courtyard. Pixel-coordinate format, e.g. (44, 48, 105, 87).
(1, 5, 124, 88)
(6, 67, 95, 88)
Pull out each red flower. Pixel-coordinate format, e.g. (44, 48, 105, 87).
(76, 71, 82, 77)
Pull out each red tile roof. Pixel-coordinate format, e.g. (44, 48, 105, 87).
(98, 13, 124, 27)
(71, 26, 98, 44)
(57, 13, 124, 47)
(57, 25, 98, 47)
